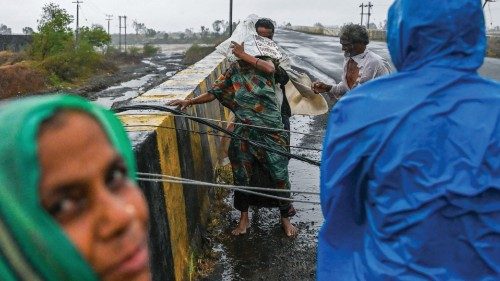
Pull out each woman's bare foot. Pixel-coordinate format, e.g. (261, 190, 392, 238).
(281, 217, 298, 237)
(231, 211, 250, 235)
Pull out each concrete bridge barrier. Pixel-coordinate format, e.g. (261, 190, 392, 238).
(118, 52, 230, 281)
(487, 36, 500, 58)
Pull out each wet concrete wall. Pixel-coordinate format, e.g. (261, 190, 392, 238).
(0, 35, 32, 51)
(118, 52, 230, 281)
(286, 26, 500, 58)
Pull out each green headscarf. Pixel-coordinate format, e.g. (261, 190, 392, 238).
(0, 94, 137, 280)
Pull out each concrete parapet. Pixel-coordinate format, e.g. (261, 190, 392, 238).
(367, 29, 387, 41)
(119, 52, 229, 280)
(487, 36, 500, 58)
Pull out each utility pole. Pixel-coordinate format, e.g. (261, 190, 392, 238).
(124, 16, 127, 52)
(118, 16, 122, 51)
(359, 3, 365, 26)
(118, 16, 127, 52)
(229, 0, 233, 36)
(105, 14, 113, 35)
(366, 1, 373, 29)
(73, 1, 83, 45)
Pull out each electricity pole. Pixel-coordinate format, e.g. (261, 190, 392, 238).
(359, 3, 365, 26)
(124, 16, 127, 52)
(229, 0, 233, 36)
(118, 16, 122, 51)
(105, 14, 113, 35)
(73, 1, 83, 45)
(366, 1, 373, 29)
(118, 16, 127, 52)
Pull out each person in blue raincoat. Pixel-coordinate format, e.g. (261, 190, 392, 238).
(318, 0, 500, 280)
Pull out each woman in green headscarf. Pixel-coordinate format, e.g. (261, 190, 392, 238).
(0, 95, 150, 281)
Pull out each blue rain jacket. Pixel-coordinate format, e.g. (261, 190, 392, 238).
(318, 0, 500, 280)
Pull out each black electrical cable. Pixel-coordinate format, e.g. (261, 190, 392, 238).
(114, 104, 321, 166)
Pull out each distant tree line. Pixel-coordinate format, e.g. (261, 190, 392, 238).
(111, 19, 235, 45)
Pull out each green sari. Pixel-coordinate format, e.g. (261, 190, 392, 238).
(0, 94, 137, 280)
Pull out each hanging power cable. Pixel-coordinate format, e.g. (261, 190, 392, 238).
(114, 104, 321, 166)
(136, 173, 321, 205)
(123, 124, 323, 152)
(116, 112, 323, 138)
(137, 172, 321, 195)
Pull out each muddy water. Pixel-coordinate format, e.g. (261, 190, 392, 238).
(206, 115, 324, 281)
(90, 44, 191, 109)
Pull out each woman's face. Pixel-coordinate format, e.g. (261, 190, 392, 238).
(38, 111, 150, 281)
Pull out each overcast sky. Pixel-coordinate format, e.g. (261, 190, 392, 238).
(2, 0, 499, 34)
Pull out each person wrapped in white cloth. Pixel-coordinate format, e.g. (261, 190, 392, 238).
(217, 15, 329, 118)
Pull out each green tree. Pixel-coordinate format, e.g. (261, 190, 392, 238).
(31, 3, 73, 59)
(145, 28, 157, 38)
(132, 20, 146, 36)
(79, 25, 111, 47)
(0, 24, 12, 35)
(212, 20, 223, 34)
(22, 27, 34, 35)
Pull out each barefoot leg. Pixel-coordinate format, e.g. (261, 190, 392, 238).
(232, 211, 250, 235)
(281, 217, 298, 237)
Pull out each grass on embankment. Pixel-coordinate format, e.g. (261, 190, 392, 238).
(182, 44, 216, 65)
(0, 44, 160, 100)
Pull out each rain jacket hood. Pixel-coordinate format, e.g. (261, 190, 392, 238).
(387, 0, 486, 72)
(0, 95, 136, 280)
(318, 0, 500, 280)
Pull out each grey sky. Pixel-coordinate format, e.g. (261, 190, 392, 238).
(1, 0, 499, 34)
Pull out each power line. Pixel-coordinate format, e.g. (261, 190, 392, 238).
(122, 124, 323, 152)
(483, 0, 496, 9)
(114, 105, 322, 166)
(138, 172, 320, 195)
(136, 173, 321, 204)
(84, 0, 107, 16)
(116, 112, 323, 137)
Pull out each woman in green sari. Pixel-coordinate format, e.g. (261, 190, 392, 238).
(0, 95, 150, 281)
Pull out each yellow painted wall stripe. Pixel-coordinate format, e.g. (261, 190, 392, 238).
(156, 116, 189, 281)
